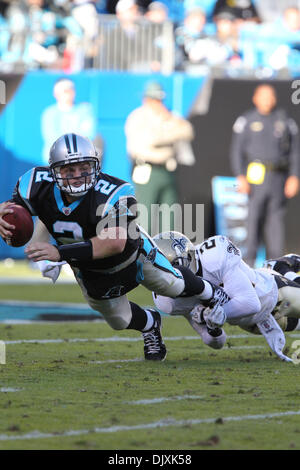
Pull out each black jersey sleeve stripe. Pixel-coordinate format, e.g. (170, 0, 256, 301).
(72, 133, 78, 153)
(64, 134, 71, 154)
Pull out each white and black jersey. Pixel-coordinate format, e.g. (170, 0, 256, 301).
(194, 235, 278, 325)
(153, 235, 279, 326)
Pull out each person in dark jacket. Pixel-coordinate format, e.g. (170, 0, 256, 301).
(230, 83, 300, 266)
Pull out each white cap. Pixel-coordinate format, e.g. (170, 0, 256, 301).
(116, 0, 136, 13)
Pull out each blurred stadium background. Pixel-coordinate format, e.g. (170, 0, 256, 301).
(1, 0, 300, 315)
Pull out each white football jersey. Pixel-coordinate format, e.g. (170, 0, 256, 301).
(153, 235, 278, 327)
(195, 235, 278, 326)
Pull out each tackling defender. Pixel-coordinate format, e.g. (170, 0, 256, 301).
(0, 133, 225, 361)
(152, 232, 300, 362)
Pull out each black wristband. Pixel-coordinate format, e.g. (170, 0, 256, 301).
(57, 240, 93, 262)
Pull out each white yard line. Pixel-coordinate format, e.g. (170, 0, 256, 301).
(124, 395, 204, 405)
(0, 278, 75, 284)
(88, 346, 265, 365)
(4, 334, 279, 345)
(0, 300, 88, 308)
(91, 358, 143, 364)
(0, 410, 300, 442)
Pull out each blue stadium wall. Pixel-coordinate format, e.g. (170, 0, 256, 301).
(0, 71, 205, 258)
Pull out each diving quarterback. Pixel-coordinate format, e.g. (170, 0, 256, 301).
(0, 133, 226, 361)
(152, 232, 300, 362)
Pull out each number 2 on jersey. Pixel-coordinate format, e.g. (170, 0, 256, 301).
(53, 221, 83, 243)
(199, 239, 216, 254)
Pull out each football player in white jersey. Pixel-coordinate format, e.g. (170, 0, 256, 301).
(263, 253, 300, 284)
(152, 232, 300, 362)
(261, 253, 300, 333)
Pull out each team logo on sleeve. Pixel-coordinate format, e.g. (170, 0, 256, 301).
(145, 248, 157, 263)
(227, 241, 240, 256)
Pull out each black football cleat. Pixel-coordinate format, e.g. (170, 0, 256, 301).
(142, 310, 167, 361)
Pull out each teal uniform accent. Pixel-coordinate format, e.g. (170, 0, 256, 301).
(18, 168, 36, 214)
(136, 259, 144, 283)
(136, 232, 183, 283)
(102, 183, 135, 217)
(18, 168, 35, 201)
(54, 185, 83, 214)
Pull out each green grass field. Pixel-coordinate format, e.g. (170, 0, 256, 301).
(1, 318, 300, 450)
(1, 263, 300, 450)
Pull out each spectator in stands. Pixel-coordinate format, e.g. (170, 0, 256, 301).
(176, 8, 241, 69)
(212, 0, 259, 22)
(144, 1, 171, 72)
(41, 77, 102, 163)
(125, 81, 194, 235)
(242, 5, 300, 72)
(106, 0, 152, 14)
(274, 6, 300, 70)
(116, 0, 141, 27)
(100, 0, 142, 71)
(184, 0, 217, 22)
(212, 10, 244, 65)
(100, 0, 167, 72)
(175, 7, 207, 69)
(144, 1, 168, 23)
(70, 0, 100, 68)
(4, 0, 82, 69)
(156, 0, 185, 25)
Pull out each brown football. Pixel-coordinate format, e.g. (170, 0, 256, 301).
(3, 204, 34, 247)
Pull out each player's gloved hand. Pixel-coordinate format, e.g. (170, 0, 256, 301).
(206, 284, 230, 308)
(203, 301, 227, 330)
(190, 304, 206, 325)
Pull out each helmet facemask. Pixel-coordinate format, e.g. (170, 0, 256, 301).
(52, 157, 100, 198)
(172, 250, 193, 270)
(49, 134, 102, 198)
